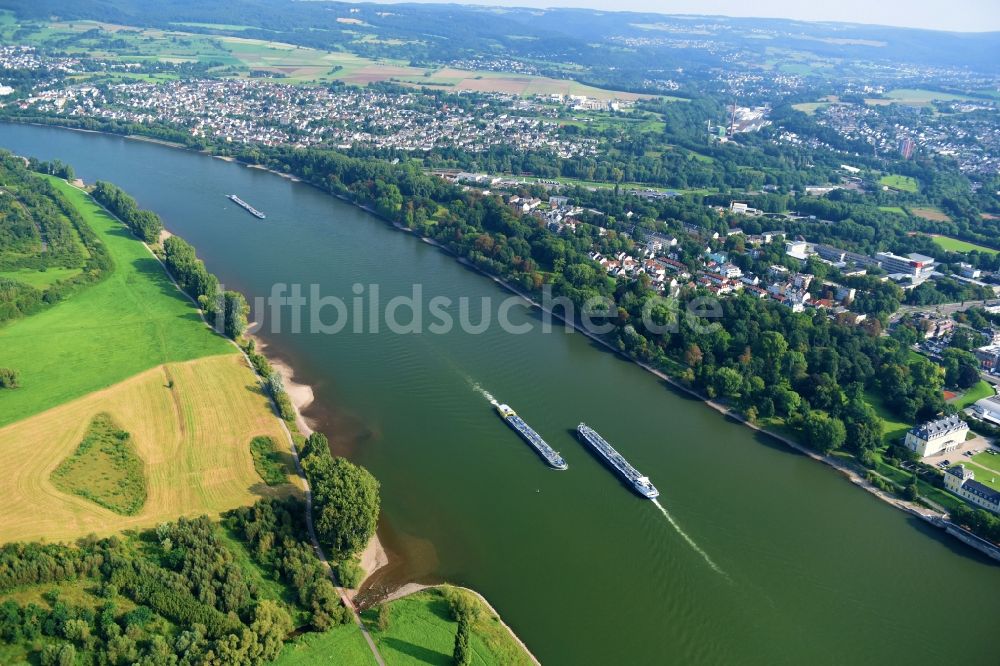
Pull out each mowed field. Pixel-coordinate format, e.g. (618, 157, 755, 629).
(0, 355, 298, 544)
(0, 178, 233, 427)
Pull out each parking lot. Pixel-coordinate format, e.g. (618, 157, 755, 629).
(920, 435, 998, 469)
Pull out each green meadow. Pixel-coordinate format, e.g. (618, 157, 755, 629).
(879, 174, 919, 193)
(362, 588, 534, 666)
(274, 624, 376, 665)
(0, 177, 232, 427)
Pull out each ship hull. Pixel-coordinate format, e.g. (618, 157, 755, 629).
(576, 425, 658, 498)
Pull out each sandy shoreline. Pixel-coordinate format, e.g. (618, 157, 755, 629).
(248, 333, 390, 586)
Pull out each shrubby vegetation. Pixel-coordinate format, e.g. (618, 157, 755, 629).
(161, 232, 249, 341)
(0, 367, 21, 389)
(249, 435, 289, 486)
(50, 412, 147, 515)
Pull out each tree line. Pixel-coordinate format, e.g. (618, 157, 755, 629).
(0, 497, 358, 664)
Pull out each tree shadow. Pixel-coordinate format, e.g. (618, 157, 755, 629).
(381, 638, 451, 666)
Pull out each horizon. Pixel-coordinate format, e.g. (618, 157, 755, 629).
(343, 0, 1000, 34)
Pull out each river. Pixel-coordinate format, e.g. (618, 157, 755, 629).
(4, 124, 999, 665)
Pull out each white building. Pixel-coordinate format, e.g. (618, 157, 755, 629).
(875, 251, 935, 279)
(971, 394, 1000, 425)
(903, 415, 969, 457)
(944, 465, 1000, 513)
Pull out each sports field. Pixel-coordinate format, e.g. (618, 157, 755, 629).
(0, 178, 233, 427)
(0, 354, 296, 544)
(930, 235, 999, 255)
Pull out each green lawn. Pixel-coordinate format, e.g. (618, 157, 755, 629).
(0, 266, 83, 289)
(950, 380, 994, 410)
(965, 462, 1000, 492)
(274, 620, 376, 665)
(970, 451, 1000, 475)
(930, 235, 1000, 255)
(865, 390, 911, 445)
(879, 174, 919, 193)
(362, 588, 533, 666)
(0, 177, 232, 427)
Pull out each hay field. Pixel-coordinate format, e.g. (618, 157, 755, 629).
(0, 354, 299, 544)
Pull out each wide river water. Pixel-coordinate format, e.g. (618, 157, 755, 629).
(4, 124, 999, 665)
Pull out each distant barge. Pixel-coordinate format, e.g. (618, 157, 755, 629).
(576, 424, 658, 498)
(227, 194, 266, 219)
(496, 404, 568, 470)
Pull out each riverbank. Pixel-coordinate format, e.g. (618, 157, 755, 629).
(249, 332, 391, 587)
(377, 206, 970, 540)
(373, 585, 542, 666)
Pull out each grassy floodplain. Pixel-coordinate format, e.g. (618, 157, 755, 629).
(0, 175, 297, 543)
(0, 177, 233, 426)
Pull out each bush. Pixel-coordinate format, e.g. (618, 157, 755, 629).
(249, 436, 288, 486)
(335, 557, 363, 589)
(0, 367, 19, 389)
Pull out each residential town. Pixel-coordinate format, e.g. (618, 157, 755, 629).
(18, 78, 605, 155)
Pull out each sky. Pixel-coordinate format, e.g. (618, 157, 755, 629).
(369, 0, 1000, 32)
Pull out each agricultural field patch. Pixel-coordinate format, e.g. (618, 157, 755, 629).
(911, 206, 951, 222)
(0, 355, 297, 544)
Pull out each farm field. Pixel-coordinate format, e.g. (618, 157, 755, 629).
(359, 588, 534, 666)
(879, 174, 919, 192)
(865, 88, 976, 107)
(792, 102, 831, 115)
(911, 206, 951, 222)
(0, 177, 233, 427)
(0, 354, 297, 544)
(878, 206, 907, 215)
(929, 234, 999, 254)
(2, 15, 645, 98)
